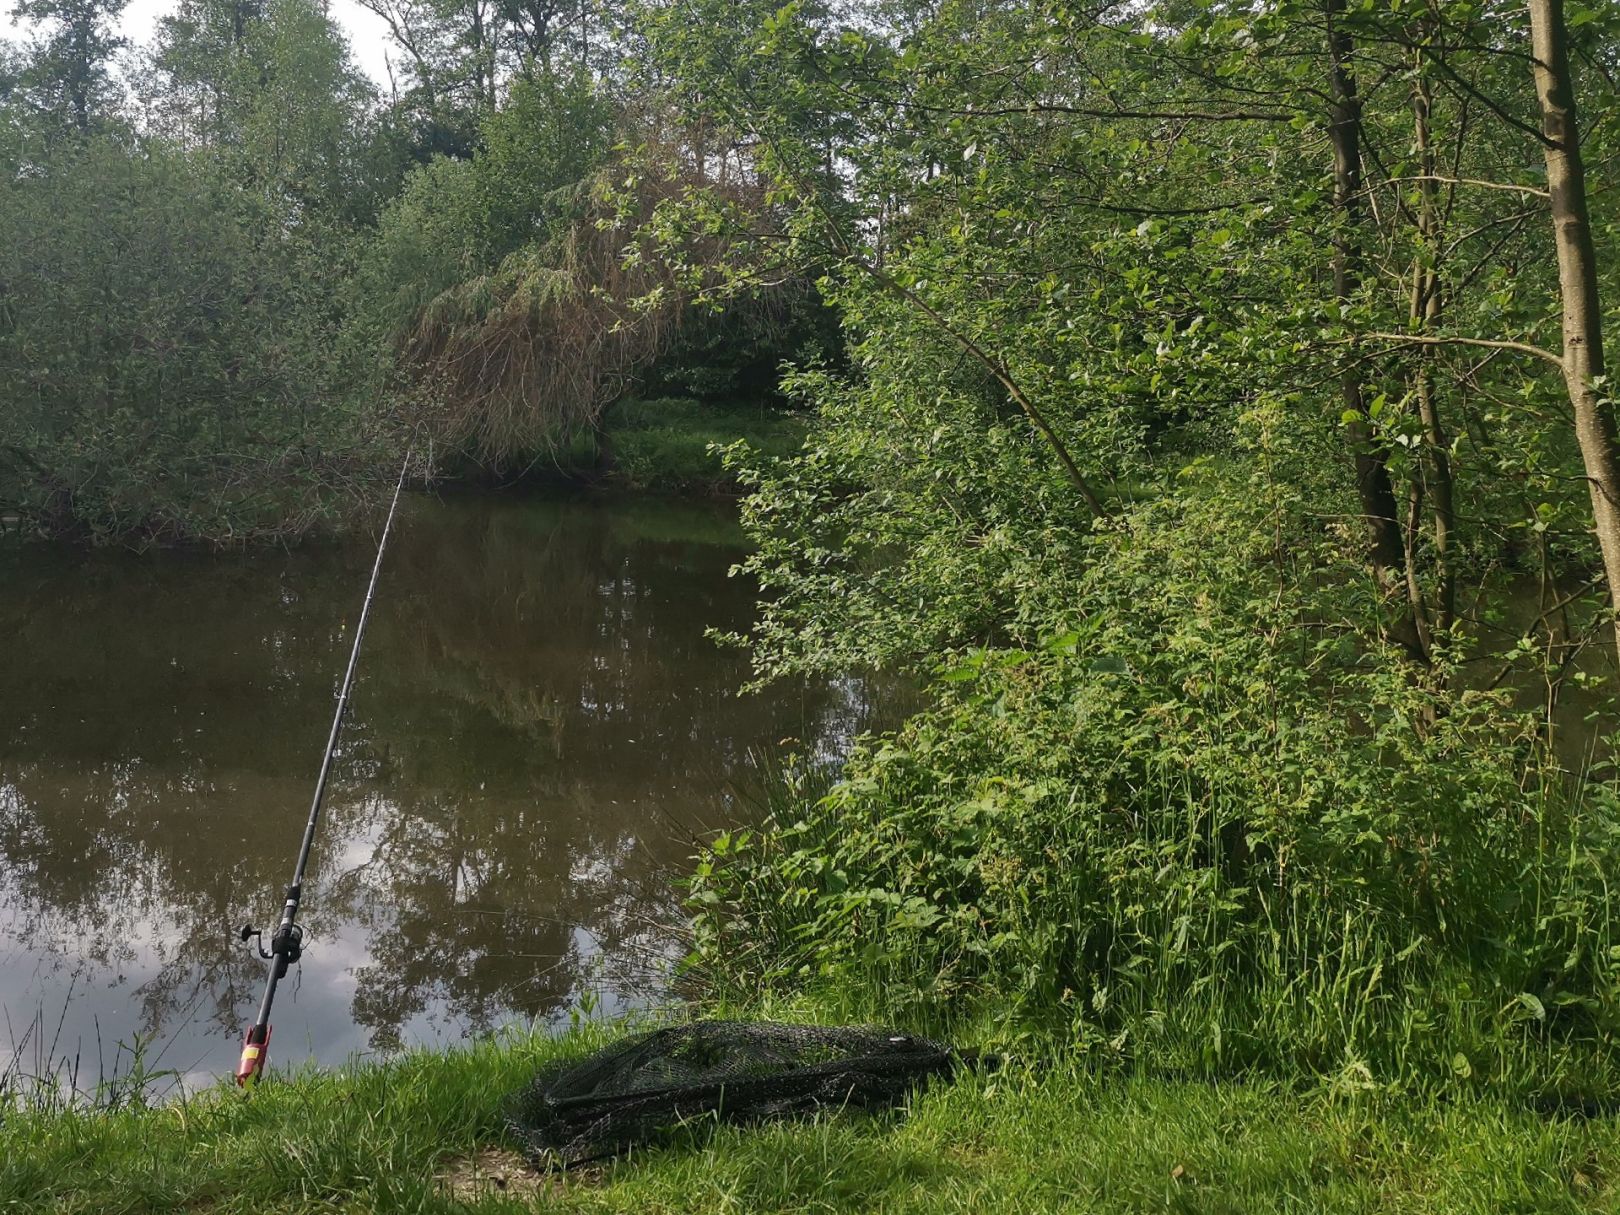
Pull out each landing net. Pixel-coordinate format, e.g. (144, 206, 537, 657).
(506, 1020, 957, 1168)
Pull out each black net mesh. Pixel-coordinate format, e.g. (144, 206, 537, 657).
(506, 1021, 957, 1168)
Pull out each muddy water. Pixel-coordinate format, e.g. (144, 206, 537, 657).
(0, 491, 899, 1092)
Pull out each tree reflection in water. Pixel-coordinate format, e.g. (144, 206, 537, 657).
(0, 491, 902, 1083)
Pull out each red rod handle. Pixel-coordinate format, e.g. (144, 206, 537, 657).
(236, 1024, 271, 1086)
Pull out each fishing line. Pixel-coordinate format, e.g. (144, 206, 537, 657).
(234, 451, 413, 1086)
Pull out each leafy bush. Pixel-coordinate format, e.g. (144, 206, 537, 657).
(691, 464, 1620, 1095)
(355, 71, 613, 348)
(0, 139, 388, 544)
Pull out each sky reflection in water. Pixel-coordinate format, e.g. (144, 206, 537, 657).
(0, 490, 899, 1091)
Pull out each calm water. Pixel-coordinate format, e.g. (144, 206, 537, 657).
(0, 491, 896, 1092)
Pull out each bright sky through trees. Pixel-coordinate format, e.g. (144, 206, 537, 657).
(5, 0, 395, 84)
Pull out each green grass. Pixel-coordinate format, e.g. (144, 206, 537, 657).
(602, 397, 807, 492)
(436, 397, 805, 493)
(6, 1022, 1620, 1213)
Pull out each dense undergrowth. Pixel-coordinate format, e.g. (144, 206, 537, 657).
(688, 415, 1620, 1099)
(637, 0, 1620, 1106)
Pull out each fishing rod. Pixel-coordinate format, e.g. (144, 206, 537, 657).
(234, 452, 413, 1087)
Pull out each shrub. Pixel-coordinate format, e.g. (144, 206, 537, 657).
(690, 481, 1620, 1096)
(0, 139, 386, 544)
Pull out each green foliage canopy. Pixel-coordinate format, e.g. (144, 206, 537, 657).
(0, 138, 389, 543)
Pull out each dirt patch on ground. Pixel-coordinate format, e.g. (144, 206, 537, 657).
(439, 1147, 564, 1203)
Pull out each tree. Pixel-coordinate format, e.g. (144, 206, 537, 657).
(8, 0, 127, 134)
(1528, 0, 1620, 653)
(144, 0, 383, 218)
(647, 0, 1620, 1090)
(1324, 0, 1404, 577)
(0, 139, 387, 543)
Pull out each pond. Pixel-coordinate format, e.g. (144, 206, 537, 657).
(0, 490, 900, 1093)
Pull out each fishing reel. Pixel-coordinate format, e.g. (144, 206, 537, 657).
(238, 921, 303, 966)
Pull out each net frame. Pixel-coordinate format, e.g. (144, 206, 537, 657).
(506, 1021, 957, 1168)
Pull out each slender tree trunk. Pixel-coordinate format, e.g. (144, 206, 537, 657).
(1325, 0, 1405, 575)
(1529, 0, 1620, 655)
(1409, 37, 1455, 637)
(69, 18, 91, 132)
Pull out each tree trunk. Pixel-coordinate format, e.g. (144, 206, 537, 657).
(69, 16, 91, 132)
(1409, 36, 1454, 637)
(1529, 0, 1620, 655)
(1325, 0, 1405, 575)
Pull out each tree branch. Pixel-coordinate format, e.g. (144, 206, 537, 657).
(1379, 174, 1549, 198)
(1426, 48, 1556, 148)
(1361, 332, 1564, 367)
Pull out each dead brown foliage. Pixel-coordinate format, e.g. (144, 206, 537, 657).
(402, 133, 774, 467)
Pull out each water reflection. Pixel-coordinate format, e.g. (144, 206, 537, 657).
(0, 491, 899, 1086)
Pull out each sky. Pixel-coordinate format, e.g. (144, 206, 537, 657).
(5, 0, 398, 88)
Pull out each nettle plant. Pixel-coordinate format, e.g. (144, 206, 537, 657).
(693, 400, 1620, 1095)
(636, 0, 1620, 1093)
(696, 455, 1620, 1091)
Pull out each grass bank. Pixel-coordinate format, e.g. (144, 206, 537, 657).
(6, 1021, 1620, 1213)
(595, 397, 806, 493)
(433, 397, 804, 494)
(443, 397, 804, 494)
